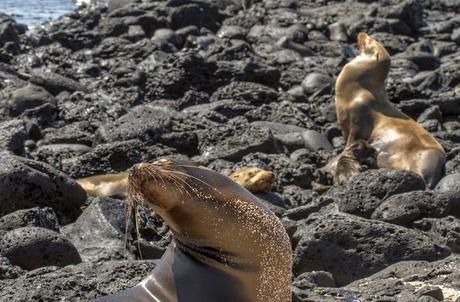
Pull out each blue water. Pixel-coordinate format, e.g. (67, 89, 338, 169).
(0, 0, 104, 30)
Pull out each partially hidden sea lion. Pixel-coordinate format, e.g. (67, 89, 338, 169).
(78, 167, 276, 196)
(77, 173, 128, 198)
(89, 158, 292, 302)
(328, 32, 445, 188)
(229, 167, 276, 193)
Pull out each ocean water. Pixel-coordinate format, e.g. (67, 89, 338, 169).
(0, 0, 104, 30)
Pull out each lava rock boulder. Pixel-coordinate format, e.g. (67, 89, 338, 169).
(0, 227, 81, 270)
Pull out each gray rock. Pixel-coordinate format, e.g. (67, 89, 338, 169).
(413, 216, 460, 253)
(198, 123, 280, 162)
(60, 140, 175, 178)
(296, 271, 337, 288)
(245, 101, 316, 129)
(108, 0, 135, 12)
(63, 197, 135, 262)
(301, 73, 333, 96)
(31, 144, 91, 170)
(0, 227, 81, 270)
(0, 154, 86, 220)
(383, 0, 424, 33)
(292, 271, 341, 302)
(345, 255, 460, 301)
(0, 119, 27, 155)
(96, 105, 173, 143)
(451, 27, 460, 45)
(152, 28, 183, 49)
(210, 81, 278, 105)
(0, 15, 22, 61)
(217, 25, 247, 40)
(328, 22, 348, 42)
(417, 296, 441, 302)
(435, 173, 460, 194)
(415, 286, 444, 301)
(29, 71, 88, 95)
(249, 122, 307, 152)
(301, 130, 333, 152)
(0, 207, 59, 238)
(0, 255, 24, 280)
(293, 212, 450, 285)
(7, 84, 56, 117)
(169, 2, 224, 32)
(0, 260, 157, 301)
(326, 169, 426, 218)
(371, 191, 460, 226)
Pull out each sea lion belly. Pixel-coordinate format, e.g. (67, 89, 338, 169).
(369, 126, 408, 170)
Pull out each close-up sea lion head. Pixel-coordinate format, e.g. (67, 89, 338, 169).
(128, 158, 291, 271)
(338, 32, 391, 90)
(128, 158, 292, 300)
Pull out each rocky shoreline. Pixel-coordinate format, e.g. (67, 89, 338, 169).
(0, 0, 459, 301)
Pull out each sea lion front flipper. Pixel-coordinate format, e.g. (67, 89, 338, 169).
(333, 140, 377, 184)
(333, 154, 362, 185)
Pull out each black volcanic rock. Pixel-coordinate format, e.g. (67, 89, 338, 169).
(414, 216, 460, 253)
(0, 14, 24, 62)
(0, 154, 86, 220)
(326, 169, 426, 218)
(198, 122, 280, 162)
(96, 105, 174, 143)
(63, 197, 135, 262)
(293, 211, 451, 286)
(344, 255, 460, 301)
(29, 71, 88, 95)
(436, 173, 460, 193)
(7, 84, 56, 117)
(0, 119, 27, 155)
(0, 260, 157, 301)
(0, 207, 59, 238)
(372, 191, 460, 226)
(60, 139, 175, 178)
(0, 227, 81, 270)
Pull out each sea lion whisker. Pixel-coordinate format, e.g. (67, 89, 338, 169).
(149, 168, 170, 191)
(163, 173, 188, 196)
(162, 170, 230, 200)
(134, 202, 143, 259)
(123, 200, 132, 260)
(163, 172, 196, 200)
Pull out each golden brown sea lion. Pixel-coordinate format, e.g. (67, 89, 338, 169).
(229, 167, 276, 193)
(89, 159, 292, 302)
(329, 32, 445, 188)
(78, 167, 276, 196)
(76, 173, 128, 197)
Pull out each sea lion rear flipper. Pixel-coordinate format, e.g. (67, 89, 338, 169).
(417, 149, 445, 189)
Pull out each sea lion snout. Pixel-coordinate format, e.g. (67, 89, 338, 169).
(131, 162, 151, 172)
(151, 158, 174, 166)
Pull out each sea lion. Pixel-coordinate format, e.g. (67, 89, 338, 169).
(76, 173, 128, 197)
(78, 167, 276, 196)
(229, 167, 276, 193)
(328, 32, 445, 188)
(90, 158, 292, 302)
